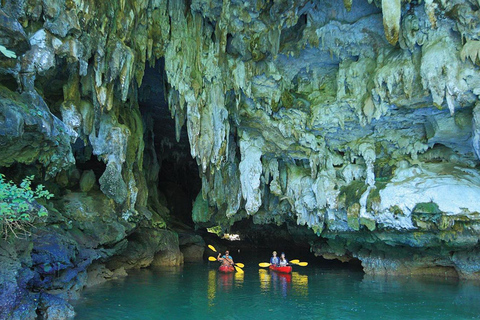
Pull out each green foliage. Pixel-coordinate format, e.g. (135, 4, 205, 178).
(411, 201, 442, 229)
(206, 225, 223, 237)
(152, 212, 167, 229)
(412, 201, 441, 214)
(0, 174, 53, 238)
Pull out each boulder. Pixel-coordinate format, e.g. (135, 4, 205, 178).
(39, 293, 75, 320)
(0, 87, 76, 177)
(0, 9, 29, 57)
(79, 170, 96, 192)
(151, 250, 184, 267)
(151, 231, 184, 267)
(180, 245, 204, 263)
(178, 232, 205, 262)
(107, 228, 184, 269)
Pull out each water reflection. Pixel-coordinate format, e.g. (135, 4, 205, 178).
(259, 269, 309, 297)
(259, 269, 270, 291)
(75, 264, 480, 320)
(218, 273, 234, 292)
(207, 270, 216, 307)
(271, 271, 291, 297)
(207, 269, 245, 307)
(234, 270, 244, 287)
(359, 274, 480, 316)
(291, 272, 308, 296)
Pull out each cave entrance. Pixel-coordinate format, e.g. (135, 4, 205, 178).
(137, 60, 361, 271)
(139, 59, 201, 228)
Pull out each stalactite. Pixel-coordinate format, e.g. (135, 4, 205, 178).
(381, 0, 401, 45)
(239, 136, 264, 215)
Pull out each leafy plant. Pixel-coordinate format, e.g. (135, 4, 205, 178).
(0, 174, 53, 238)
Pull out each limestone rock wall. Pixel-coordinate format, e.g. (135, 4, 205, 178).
(174, 0, 480, 279)
(1, 2, 480, 318)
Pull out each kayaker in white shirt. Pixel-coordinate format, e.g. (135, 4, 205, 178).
(278, 253, 289, 266)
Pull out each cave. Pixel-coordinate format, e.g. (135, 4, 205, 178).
(138, 59, 202, 228)
(136, 59, 323, 262)
(2, 0, 480, 318)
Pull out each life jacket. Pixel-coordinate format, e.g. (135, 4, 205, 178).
(279, 258, 288, 266)
(270, 256, 279, 265)
(221, 255, 233, 265)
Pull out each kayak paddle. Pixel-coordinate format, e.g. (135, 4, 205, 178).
(209, 256, 245, 269)
(234, 266, 244, 273)
(286, 259, 308, 266)
(208, 244, 217, 252)
(259, 261, 308, 267)
(290, 262, 308, 266)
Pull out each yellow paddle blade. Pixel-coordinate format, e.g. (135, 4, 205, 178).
(208, 244, 217, 252)
(235, 266, 244, 274)
(290, 259, 300, 264)
(208, 256, 217, 262)
(259, 262, 270, 268)
(296, 262, 308, 267)
(235, 270, 244, 282)
(235, 263, 244, 268)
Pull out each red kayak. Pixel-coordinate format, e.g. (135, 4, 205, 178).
(269, 265, 292, 274)
(218, 265, 235, 273)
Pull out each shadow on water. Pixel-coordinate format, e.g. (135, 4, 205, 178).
(74, 262, 480, 320)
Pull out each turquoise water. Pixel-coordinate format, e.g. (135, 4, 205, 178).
(74, 263, 480, 319)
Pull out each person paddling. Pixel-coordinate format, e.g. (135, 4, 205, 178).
(270, 251, 280, 266)
(279, 252, 289, 267)
(218, 250, 234, 267)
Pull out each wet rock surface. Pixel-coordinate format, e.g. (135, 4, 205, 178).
(0, 86, 76, 176)
(0, 191, 187, 319)
(1, 0, 480, 318)
(179, 232, 206, 262)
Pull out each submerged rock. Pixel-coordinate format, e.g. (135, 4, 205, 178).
(39, 293, 75, 320)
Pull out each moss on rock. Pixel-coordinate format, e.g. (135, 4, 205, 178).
(339, 180, 368, 209)
(347, 203, 361, 231)
(360, 217, 376, 231)
(192, 191, 211, 223)
(411, 201, 442, 230)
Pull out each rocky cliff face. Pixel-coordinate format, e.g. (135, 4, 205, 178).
(1, 0, 480, 318)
